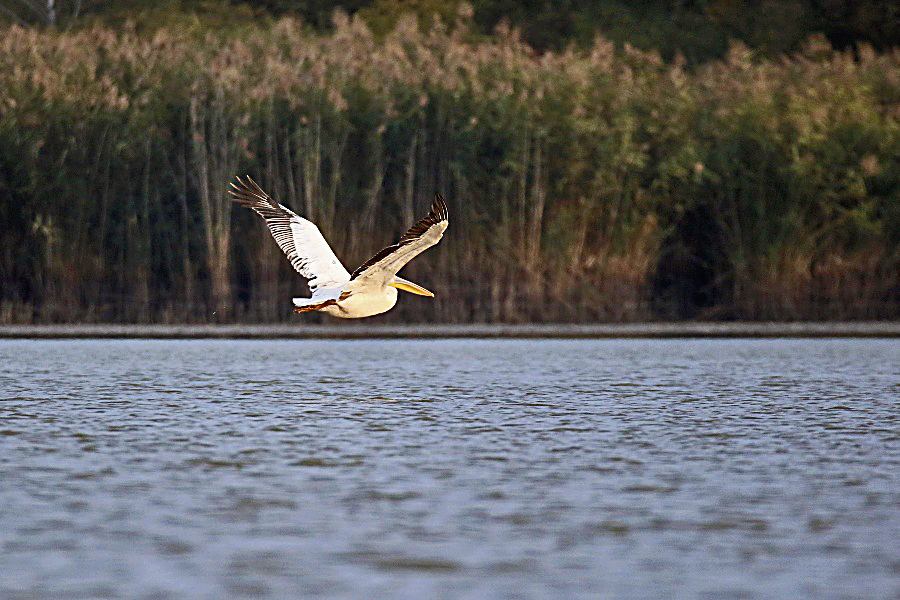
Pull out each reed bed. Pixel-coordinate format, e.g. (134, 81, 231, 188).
(0, 16, 896, 323)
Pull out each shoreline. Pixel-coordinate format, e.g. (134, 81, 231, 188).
(0, 322, 898, 339)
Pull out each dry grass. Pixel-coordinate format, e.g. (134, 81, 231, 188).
(0, 18, 896, 323)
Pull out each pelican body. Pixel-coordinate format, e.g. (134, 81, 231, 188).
(229, 176, 448, 318)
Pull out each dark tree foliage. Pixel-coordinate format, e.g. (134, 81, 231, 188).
(2, 0, 895, 61)
(468, 0, 898, 61)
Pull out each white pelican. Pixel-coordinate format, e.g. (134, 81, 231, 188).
(229, 176, 449, 318)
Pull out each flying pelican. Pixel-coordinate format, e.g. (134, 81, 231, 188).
(228, 176, 448, 318)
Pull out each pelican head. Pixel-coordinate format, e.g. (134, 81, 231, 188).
(389, 276, 434, 297)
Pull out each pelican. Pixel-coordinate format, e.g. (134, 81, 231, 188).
(228, 176, 448, 318)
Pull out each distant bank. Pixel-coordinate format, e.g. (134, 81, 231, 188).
(0, 323, 898, 339)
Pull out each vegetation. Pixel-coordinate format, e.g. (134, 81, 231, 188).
(4, 0, 897, 62)
(0, 13, 897, 323)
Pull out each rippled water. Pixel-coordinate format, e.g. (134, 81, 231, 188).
(0, 338, 897, 599)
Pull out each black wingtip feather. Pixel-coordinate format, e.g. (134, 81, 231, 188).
(432, 193, 449, 222)
(228, 175, 273, 209)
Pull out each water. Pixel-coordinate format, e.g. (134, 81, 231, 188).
(0, 338, 897, 599)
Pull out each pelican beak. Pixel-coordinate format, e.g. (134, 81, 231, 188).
(390, 276, 434, 297)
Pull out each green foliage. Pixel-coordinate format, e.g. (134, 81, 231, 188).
(2, 0, 894, 64)
(0, 18, 896, 323)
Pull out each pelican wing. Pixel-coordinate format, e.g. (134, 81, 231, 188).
(350, 194, 449, 284)
(229, 176, 351, 292)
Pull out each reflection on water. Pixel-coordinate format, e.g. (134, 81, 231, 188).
(0, 338, 897, 599)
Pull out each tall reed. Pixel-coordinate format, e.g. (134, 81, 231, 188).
(0, 18, 896, 323)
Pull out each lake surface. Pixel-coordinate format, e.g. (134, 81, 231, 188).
(0, 338, 897, 599)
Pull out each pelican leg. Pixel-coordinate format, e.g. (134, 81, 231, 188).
(292, 299, 338, 314)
